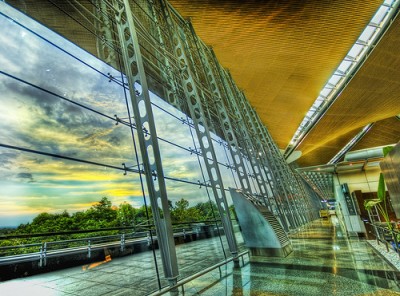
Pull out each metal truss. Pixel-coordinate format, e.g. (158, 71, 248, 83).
(217, 72, 295, 230)
(186, 22, 255, 197)
(111, 0, 178, 284)
(238, 91, 309, 229)
(89, 0, 324, 284)
(257, 121, 308, 227)
(208, 57, 290, 231)
(155, 0, 239, 259)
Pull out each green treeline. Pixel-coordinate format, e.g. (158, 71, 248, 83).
(0, 197, 223, 253)
(14, 197, 220, 233)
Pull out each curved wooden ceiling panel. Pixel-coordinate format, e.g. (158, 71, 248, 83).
(297, 126, 364, 167)
(169, 0, 382, 149)
(351, 117, 400, 152)
(297, 14, 400, 166)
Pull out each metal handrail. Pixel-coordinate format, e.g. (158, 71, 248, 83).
(367, 221, 400, 256)
(149, 250, 249, 296)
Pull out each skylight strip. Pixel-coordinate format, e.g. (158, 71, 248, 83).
(328, 123, 375, 164)
(284, 0, 400, 159)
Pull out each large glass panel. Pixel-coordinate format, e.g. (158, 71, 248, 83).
(0, 4, 161, 293)
(165, 180, 229, 279)
(0, 1, 248, 294)
(0, 150, 164, 292)
(0, 83, 137, 167)
(0, 10, 124, 113)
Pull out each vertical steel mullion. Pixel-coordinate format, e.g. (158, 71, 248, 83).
(207, 50, 275, 207)
(187, 23, 254, 196)
(94, 0, 117, 68)
(246, 102, 303, 228)
(158, 0, 238, 259)
(220, 69, 290, 230)
(112, 0, 178, 284)
(147, 1, 184, 112)
(235, 87, 297, 229)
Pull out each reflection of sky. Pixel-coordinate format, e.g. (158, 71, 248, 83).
(0, 4, 237, 227)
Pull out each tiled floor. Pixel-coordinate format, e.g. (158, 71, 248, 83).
(0, 233, 241, 295)
(1, 217, 399, 295)
(176, 217, 400, 296)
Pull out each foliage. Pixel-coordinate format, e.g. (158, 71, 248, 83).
(0, 197, 225, 255)
(364, 146, 395, 232)
(171, 198, 202, 223)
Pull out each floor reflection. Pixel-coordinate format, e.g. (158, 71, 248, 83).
(195, 218, 400, 296)
(1, 218, 399, 295)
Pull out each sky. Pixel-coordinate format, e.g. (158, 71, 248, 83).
(0, 4, 237, 227)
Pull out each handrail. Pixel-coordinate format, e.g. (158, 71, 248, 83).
(0, 229, 193, 254)
(149, 250, 249, 296)
(0, 219, 223, 240)
(366, 221, 400, 256)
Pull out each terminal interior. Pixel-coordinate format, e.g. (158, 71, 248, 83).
(0, 1, 400, 295)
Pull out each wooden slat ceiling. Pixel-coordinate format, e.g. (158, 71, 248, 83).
(351, 117, 400, 152)
(169, 0, 400, 167)
(296, 13, 400, 166)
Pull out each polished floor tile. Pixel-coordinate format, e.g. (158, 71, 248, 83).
(178, 218, 400, 296)
(0, 218, 399, 295)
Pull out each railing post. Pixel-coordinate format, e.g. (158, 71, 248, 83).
(87, 239, 91, 259)
(120, 233, 125, 252)
(147, 231, 151, 247)
(39, 242, 47, 268)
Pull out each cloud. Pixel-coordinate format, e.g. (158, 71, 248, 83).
(0, 151, 18, 168)
(16, 172, 34, 182)
(0, 11, 239, 228)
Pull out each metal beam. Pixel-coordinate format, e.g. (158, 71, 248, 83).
(112, 0, 178, 285)
(158, 0, 239, 260)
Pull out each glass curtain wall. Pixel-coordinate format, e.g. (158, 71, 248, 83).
(0, 0, 318, 293)
(0, 2, 244, 292)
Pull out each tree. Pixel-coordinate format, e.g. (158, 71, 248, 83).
(195, 201, 219, 221)
(171, 198, 201, 223)
(86, 197, 117, 224)
(117, 202, 136, 226)
(134, 205, 152, 227)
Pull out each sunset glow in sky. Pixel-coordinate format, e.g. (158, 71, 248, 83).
(0, 3, 238, 227)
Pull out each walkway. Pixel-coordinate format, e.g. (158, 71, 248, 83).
(179, 217, 400, 295)
(0, 218, 399, 295)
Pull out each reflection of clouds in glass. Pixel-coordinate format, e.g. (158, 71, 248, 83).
(0, 13, 126, 117)
(0, 152, 145, 225)
(0, 79, 135, 165)
(0, 6, 239, 227)
(0, 18, 40, 75)
(166, 181, 211, 207)
(0, 151, 17, 169)
(16, 172, 34, 182)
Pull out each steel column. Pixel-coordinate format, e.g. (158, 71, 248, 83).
(158, 0, 239, 259)
(112, 0, 178, 284)
(186, 23, 255, 197)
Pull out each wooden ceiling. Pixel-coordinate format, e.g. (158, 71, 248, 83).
(7, 0, 400, 167)
(169, 0, 400, 167)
